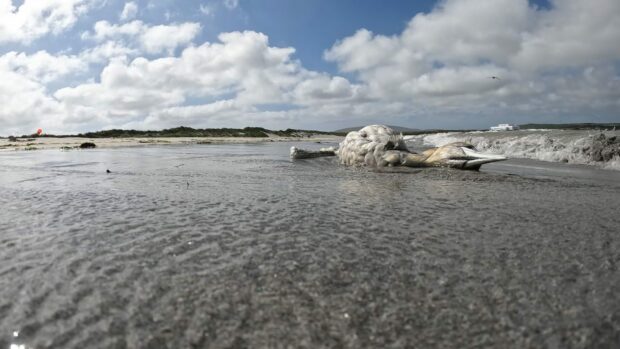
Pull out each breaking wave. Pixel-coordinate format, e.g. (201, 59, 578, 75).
(408, 130, 620, 171)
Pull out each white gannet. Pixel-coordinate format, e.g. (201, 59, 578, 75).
(291, 125, 506, 170)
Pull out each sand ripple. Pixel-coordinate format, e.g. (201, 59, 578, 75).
(1, 143, 619, 348)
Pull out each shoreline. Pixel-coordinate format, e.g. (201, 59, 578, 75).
(0, 134, 343, 152)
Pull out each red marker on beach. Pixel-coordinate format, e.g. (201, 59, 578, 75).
(36, 128, 43, 135)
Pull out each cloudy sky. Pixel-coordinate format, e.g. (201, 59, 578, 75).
(1, 0, 619, 135)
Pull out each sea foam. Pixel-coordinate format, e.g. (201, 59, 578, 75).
(408, 130, 620, 170)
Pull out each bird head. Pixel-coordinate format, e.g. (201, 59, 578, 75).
(423, 142, 506, 170)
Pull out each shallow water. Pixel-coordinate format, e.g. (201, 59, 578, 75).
(1, 143, 620, 348)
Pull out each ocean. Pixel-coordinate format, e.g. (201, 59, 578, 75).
(1, 133, 619, 348)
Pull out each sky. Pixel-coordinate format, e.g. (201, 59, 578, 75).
(0, 0, 619, 135)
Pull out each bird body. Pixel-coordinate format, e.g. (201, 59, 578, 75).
(291, 125, 506, 170)
(336, 125, 408, 167)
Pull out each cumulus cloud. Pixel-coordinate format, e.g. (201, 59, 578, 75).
(84, 20, 201, 55)
(512, 0, 620, 71)
(0, 51, 87, 83)
(88, 20, 144, 40)
(141, 23, 202, 55)
(0, 0, 93, 44)
(78, 41, 139, 63)
(54, 31, 348, 129)
(142, 99, 242, 129)
(0, 67, 65, 135)
(49, 30, 364, 130)
(130, 31, 293, 99)
(119, 2, 138, 21)
(1, 0, 619, 135)
(293, 75, 368, 105)
(0, 48, 97, 134)
(325, 0, 620, 123)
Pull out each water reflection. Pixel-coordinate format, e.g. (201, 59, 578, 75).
(9, 331, 30, 349)
(337, 176, 410, 205)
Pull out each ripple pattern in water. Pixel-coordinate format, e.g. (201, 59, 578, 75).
(1, 143, 620, 348)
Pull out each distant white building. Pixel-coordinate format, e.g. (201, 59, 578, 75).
(490, 123, 520, 131)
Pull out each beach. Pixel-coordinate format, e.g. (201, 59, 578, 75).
(2, 0, 619, 346)
(1, 141, 619, 348)
(0, 134, 343, 152)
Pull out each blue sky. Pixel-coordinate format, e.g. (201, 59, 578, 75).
(0, 0, 618, 134)
(12, 1, 440, 74)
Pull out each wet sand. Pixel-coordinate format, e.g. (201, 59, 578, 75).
(1, 143, 619, 348)
(0, 135, 343, 152)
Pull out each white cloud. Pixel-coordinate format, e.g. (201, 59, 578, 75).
(54, 31, 307, 128)
(0, 66, 65, 135)
(200, 4, 214, 16)
(223, 0, 238, 10)
(79, 41, 140, 63)
(141, 23, 202, 55)
(402, 0, 529, 66)
(119, 1, 138, 21)
(143, 99, 242, 128)
(89, 20, 145, 40)
(325, 0, 620, 122)
(84, 20, 201, 55)
(0, 50, 87, 83)
(512, 0, 620, 71)
(0, 0, 93, 44)
(293, 75, 366, 104)
(324, 29, 400, 73)
(48, 30, 362, 131)
(1, 0, 620, 135)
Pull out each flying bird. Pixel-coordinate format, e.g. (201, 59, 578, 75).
(489, 76, 501, 80)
